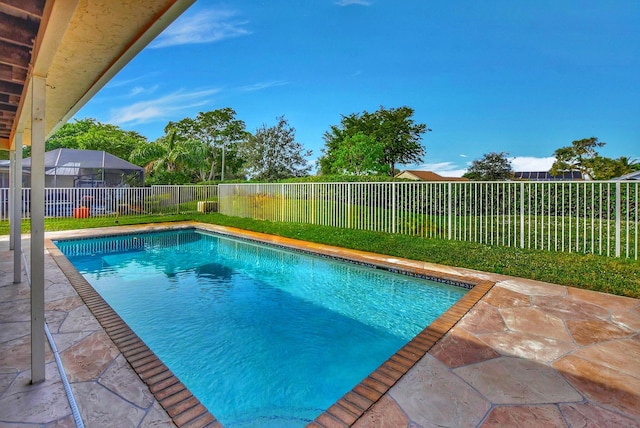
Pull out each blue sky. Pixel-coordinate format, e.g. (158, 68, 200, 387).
(74, 0, 640, 176)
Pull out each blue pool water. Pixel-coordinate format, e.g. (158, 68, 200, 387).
(55, 229, 467, 427)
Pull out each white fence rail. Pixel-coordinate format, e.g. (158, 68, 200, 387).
(0, 185, 218, 221)
(219, 181, 639, 259)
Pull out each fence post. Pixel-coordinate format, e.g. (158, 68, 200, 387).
(311, 183, 315, 225)
(520, 182, 525, 249)
(392, 182, 397, 234)
(447, 182, 452, 240)
(347, 183, 352, 229)
(281, 184, 285, 222)
(177, 185, 181, 215)
(615, 182, 621, 257)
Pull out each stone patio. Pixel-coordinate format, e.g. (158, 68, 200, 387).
(0, 235, 176, 427)
(1, 222, 639, 427)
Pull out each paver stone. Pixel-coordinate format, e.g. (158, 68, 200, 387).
(454, 356, 583, 404)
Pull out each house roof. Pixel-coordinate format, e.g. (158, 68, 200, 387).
(614, 170, 640, 180)
(0, 0, 195, 151)
(396, 170, 470, 181)
(513, 171, 583, 181)
(22, 148, 143, 172)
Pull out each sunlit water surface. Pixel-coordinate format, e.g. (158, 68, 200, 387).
(56, 230, 466, 427)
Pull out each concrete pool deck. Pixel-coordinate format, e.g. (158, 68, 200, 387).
(1, 221, 639, 427)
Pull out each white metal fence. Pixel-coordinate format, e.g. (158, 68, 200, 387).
(4, 181, 638, 259)
(219, 181, 639, 259)
(0, 185, 218, 221)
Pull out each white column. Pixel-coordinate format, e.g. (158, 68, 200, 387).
(9, 149, 15, 250)
(30, 75, 46, 384)
(12, 133, 23, 283)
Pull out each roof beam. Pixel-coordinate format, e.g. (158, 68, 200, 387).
(0, 63, 27, 83)
(0, 10, 40, 47)
(0, 0, 47, 19)
(0, 92, 19, 106)
(0, 39, 30, 69)
(0, 78, 22, 95)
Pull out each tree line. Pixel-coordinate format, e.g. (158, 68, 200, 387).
(11, 107, 636, 183)
(27, 105, 429, 184)
(464, 137, 638, 181)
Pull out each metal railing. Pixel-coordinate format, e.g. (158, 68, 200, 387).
(219, 181, 639, 259)
(0, 185, 218, 222)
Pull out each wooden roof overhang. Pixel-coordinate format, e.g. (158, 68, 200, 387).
(0, 0, 195, 151)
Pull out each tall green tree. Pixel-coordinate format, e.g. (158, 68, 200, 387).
(319, 106, 429, 176)
(168, 108, 248, 181)
(41, 118, 148, 161)
(550, 137, 637, 180)
(332, 132, 389, 175)
(589, 155, 639, 180)
(463, 152, 513, 181)
(239, 116, 312, 181)
(550, 137, 605, 180)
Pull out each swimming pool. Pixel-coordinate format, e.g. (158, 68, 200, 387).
(55, 229, 468, 427)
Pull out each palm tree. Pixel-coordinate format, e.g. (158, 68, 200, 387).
(130, 129, 209, 183)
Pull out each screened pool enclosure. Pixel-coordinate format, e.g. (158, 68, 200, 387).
(22, 148, 144, 188)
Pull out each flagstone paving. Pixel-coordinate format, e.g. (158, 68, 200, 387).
(2, 223, 640, 427)
(348, 271, 640, 427)
(0, 235, 177, 427)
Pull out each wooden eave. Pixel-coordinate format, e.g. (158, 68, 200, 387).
(0, 0, 195, 151)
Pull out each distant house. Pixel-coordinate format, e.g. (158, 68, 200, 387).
(513, 171, 583, 181)
(395, 170, 470, 182)
(613, 170, 640, 181)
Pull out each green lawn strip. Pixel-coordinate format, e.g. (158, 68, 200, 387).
(197, 213, 640, 299)
(0, 214, 195, 234)
(1, 212, 638, 298)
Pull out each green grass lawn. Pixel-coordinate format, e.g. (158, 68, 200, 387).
(1, 212, 638, 299)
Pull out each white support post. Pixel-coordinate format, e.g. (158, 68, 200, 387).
(30, 75, 46, 384)
(12, 133, 23, 283)
(9, 150, 15, 250)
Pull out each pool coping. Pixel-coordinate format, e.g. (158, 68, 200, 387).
(45, 221, 495, 427)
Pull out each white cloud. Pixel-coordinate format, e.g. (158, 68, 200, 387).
(103, 74, 163, 92)
(109, 88, 220, 125)
(335, 0, 372, 6)
(128, 85, 159, 97)
(129, 86, 145, 96)
(416, 161, 468, 178)
(510, 156, 556, 172)
(151, 9, 250, 48)
(239, 80, 288, 92)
